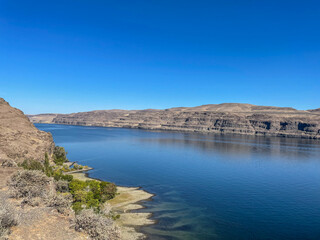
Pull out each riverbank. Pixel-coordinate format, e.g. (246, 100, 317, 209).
(70, 172, 155, 240)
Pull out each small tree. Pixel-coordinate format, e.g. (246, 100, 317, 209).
(53, 146, 68, 165)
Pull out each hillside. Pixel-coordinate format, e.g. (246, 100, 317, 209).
(0, 98, 54, 162)
(28, 103, 320, 139)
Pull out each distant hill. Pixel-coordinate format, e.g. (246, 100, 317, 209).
(308, 108, 320, 114)
(28, 103, 320, 139)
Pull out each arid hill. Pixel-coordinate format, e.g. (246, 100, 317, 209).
(28, 103, 320, 139)
(0, 98, 54, 163)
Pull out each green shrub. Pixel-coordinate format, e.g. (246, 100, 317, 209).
(19, 156, 54, 178)
(61, 174, 73, 182)
(53, 146, 68, 165)
(69, 179, 117, 214)
(19, 159, 44, 171)
(53, 170, 73, 182)
(100, 182, 117, 202)
(72, 202, 84, 214)
(73, 190, 88, 202)
(61, 165, 70, 172)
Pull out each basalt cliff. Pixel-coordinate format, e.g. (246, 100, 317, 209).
(28, 103, 320, 139)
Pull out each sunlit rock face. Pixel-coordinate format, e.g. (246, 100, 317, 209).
(29, 103, 320, 139)
(0, 98, 54, 162)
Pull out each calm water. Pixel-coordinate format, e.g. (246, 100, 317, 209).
(36, 124, 320, 240)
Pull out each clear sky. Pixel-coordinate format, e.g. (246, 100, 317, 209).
(0, 0, 319, 114)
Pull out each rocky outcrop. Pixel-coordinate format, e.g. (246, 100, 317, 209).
(0, 98, 55, 163)
(28, 103, 320, 139)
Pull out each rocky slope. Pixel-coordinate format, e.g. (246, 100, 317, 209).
(29, 103, 320, 139)
(0, 98, 54, 163)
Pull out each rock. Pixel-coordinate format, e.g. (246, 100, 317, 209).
(0, 98, 55, 163)
(28, 103, 320, 139)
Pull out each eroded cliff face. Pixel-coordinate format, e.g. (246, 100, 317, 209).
(0, 98, 55, 162)
(28, 103, 320, 139)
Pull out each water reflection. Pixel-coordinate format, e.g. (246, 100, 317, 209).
(139, 132, 320, 159)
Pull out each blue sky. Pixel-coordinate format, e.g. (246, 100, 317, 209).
(0, 0, 319, 114)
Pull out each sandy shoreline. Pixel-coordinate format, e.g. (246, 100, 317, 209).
(70, 172, 155, 240)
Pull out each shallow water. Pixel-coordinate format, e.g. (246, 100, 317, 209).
(36, 124, 320, 240)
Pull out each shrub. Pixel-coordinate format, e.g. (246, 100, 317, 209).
(53, 146, 68, 165)
(56, 180, 69, 193)
(46, 193, 72, 214)
(19, 159, 44, 171)
(100, 182, 117, 202)
(53, 171, 73, 182)
(8, 170, 53, 199)
(72, 202, 84, 214)
(75, 209, 120, 240)
(73, 190, 88, 203)
(44, 154, 54, 177)
(69, 179, 117, 213)
(21, 196, 41, 207)
(0, 199, 19, 238)
(19, 157, 54, 178)
(61, 174, 73, 182)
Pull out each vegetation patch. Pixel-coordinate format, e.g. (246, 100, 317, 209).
(16, 150, 117, 215)
(0, 199, 19, 239)
(69, 179, 117, 214)
(53, 146, 69, 165)
(75, 208, 120, 240)
(8, 170, 53, 199)
(8, 148, 119, 239)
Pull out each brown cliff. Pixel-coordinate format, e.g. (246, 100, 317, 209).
(0, 98, 54, 163)
(28, 103, 320, 139)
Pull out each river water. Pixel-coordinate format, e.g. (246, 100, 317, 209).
(36, 124, 320, 240)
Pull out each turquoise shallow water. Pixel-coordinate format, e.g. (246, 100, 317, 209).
(36, 124, 320, 240)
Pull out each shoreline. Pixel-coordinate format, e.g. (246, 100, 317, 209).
(69, 171, 155, 240)
(34, 122, 320, 141)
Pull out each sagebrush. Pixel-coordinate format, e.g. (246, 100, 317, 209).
(0, 199, 19, 239)
(8, 170, 54, 199)
(75, 208, 120, 240)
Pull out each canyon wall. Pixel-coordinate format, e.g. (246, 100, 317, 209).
(28, 103, 320, 139)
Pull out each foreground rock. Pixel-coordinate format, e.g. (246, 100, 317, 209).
(29, 103, 320, 139)
(0, 98, 54, 163)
